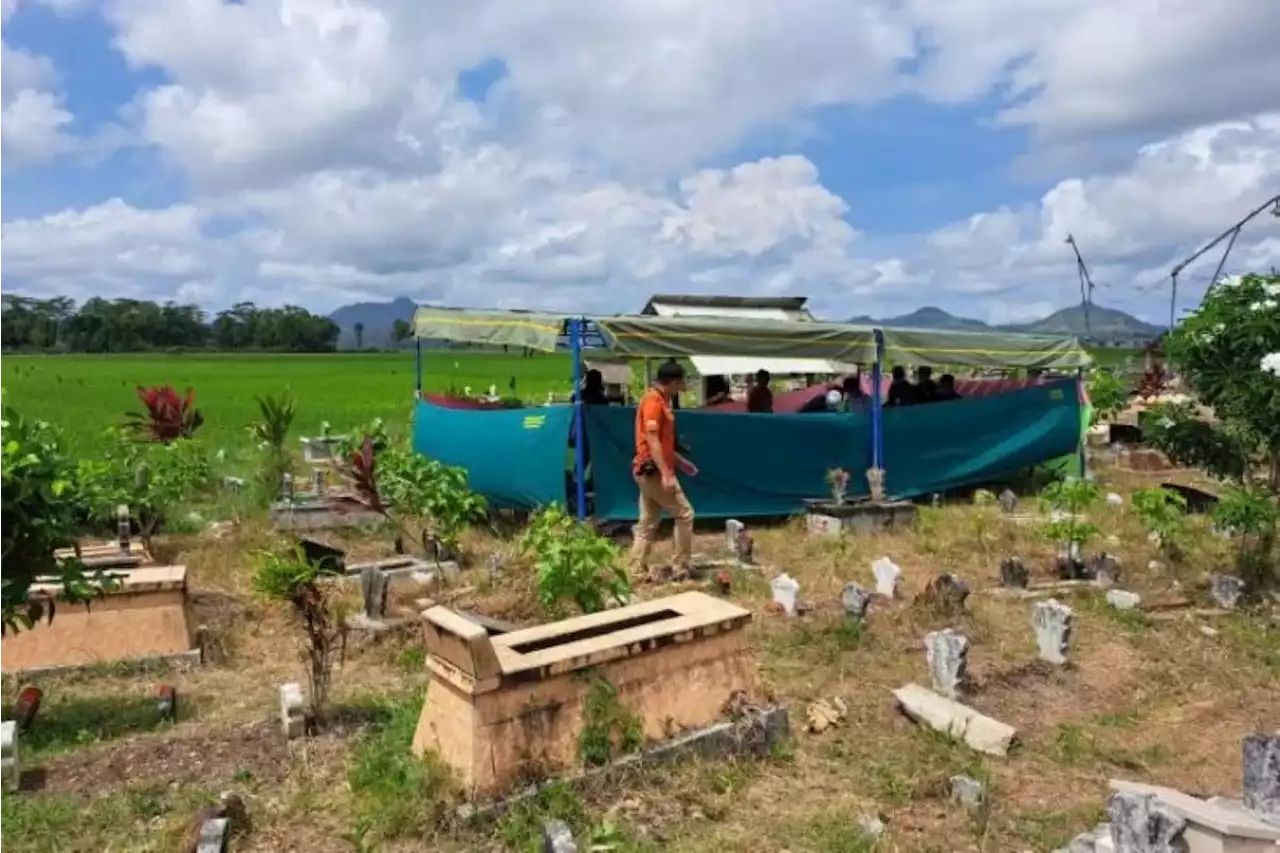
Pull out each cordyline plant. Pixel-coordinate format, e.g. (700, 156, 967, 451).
(125, 385, 204, 443)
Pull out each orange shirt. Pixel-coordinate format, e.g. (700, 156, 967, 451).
(633, 388, 676, 475)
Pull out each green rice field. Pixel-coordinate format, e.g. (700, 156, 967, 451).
(1, 352, 574, 457)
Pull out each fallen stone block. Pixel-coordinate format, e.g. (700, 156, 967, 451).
(891, 683, 1017, 757)
(1110, 779, 1280, 851)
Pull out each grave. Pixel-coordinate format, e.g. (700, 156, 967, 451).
(269, 492, 386, 532)
(299, 434, 349, 464)
(805, 498, 918, 537)
(1032, 599, 1073, 665)
(1, 565, 199, 674)
(412, 591, 755, 798)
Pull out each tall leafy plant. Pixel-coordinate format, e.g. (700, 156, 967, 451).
(1211, 485, 1279, 586)
(520, 504, 630, 615)
(1038, 478, 1102, 557)
(1130, 487, 1188, 558)
(247, 391, 296, 491)
(125, 385, 204, 443)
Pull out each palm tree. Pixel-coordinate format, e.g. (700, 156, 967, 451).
(354, 322, 365, 350)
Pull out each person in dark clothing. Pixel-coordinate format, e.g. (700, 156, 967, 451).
(937, 373, 962, 402)
(704, 374, 731, 405)
(746, 369, 774, 413)
(886, 366, 916, 408)
(841, 375, 871, 413)
(579, 369, 608, 406)
(915, 365, 939, 403)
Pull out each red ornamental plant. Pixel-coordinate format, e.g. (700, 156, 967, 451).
(341, 436, 385, 514)
(126, 385, 204, 443)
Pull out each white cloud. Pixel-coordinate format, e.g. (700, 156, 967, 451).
(1, 7, 76, 168)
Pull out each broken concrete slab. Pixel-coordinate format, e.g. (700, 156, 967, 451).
(892, 683, 1017, 757)
(1110, 779, 1280, 852)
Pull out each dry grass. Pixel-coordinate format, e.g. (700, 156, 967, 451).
(3, 461, 1278, 853)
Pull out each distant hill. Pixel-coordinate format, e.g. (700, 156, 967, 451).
(328, 297, 416, 349)
(846, 302, 1162, 346)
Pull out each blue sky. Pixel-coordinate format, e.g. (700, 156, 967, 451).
(3, 0, 1278, 323)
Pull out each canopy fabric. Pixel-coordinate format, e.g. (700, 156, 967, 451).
(412, 307, 567, 352)
(593, 315, 878, 363)
(879, 328, 1091, 370)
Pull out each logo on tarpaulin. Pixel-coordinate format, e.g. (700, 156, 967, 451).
(522, 415, 546, 430)
(1048, 389, 1064, 401)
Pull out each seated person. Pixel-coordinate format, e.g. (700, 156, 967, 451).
(704, 374, 731, 405)
(746, 369, 774, 413)
(797, 386, 833, 413)
(936, 373, 962, 402)
(915, 365, 939, 403)
(578, 369, 608, 405)
(886, 366, 916, 407)
(841, 375, 871, 413)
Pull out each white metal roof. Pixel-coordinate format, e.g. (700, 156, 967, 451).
(648, 303, 810, 322)
(690, 356, 857, 377)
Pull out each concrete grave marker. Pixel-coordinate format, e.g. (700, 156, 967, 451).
(842, 582, 872, 621)
(1, 720, 17, 791)
(1106, 589, 1142, 611)
(117, 503, 132, 552)
(950, 774, 985, 810)
(1209, 573, 1246, 610)
(872, 557, 901, 598)
(485, 553, 503, 585)
(1032, 599, 1073, 665)
(770, 574, 800, 616)
(924, 628, 969, 699)
(1106, 492, 1125, 507)
(1243, 732, 1280, 826)
(311, 469, 326, 497)
(999, 556, 1029, 589)
(280, 682, 305, 739)
(1092, 553, 1121, 588)
(725, 519, 745, 554)
(196, 817, 230, 853)
(998, 488, 1018, 515)
(360, 566, 390, 621)
(1107, 790, 1189, 852)
(280, 472, 294, 503)
(542, 818, 578, 852)
(922, 572, 970, 612)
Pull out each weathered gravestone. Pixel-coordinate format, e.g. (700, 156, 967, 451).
(1209, 573, 1246, 610)
(1, 720, 17, 792)
(950, 774, 985, 810)
(725, 519, 745, 554)
(998, 488, 1018, 515)
(999, 556, 1029, 589)
(842, 582, 872, 622)
(872, 556, 901, 598)
(195, 817, 229, 853)
(360, 566, 390, 621)
(924, 628, 969, 699)
(920, 573, 970, 613)
(1243, 732, 1280, 827)
(770, 574, 800, 616)
(280, 472, 294, 503)
(1032, 599, 1073, 665)
(1092, 553, 1121, 588)
(280, 682, 305, 740)
(1107, 790, 1188, 853)
(542, 818, 578, 853)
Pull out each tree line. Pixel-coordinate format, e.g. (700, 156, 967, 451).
(1, 296, 341, 353)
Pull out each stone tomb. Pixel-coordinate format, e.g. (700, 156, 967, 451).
(412, 591, 755, 798)
(805, 498, 918, 537)
(1, 566, 198, 674)
(269, 490, 385, 532)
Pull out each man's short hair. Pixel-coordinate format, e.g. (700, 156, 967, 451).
(656, 360, 686, 383)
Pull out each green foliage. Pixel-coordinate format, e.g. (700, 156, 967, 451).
(1130, 487, 1188, 556)
(577, 673, 645, 766)
(1, 406, 118, 633)
(521, 504, 631, 616)
(1038, 478, 1101, 550)
(1163, 271, 1280, 486)
(373, 447, 486, 555)
(338, 416, 391, 459)
(1086, 369, 1130, 426)
(252, 544, 347, 719)
(1142, 401, 1253, 482)
(1211, 485, 1278, 584)
(247, 390, 297, 493)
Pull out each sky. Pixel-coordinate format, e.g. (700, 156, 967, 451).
(1, 0, 1278, 325)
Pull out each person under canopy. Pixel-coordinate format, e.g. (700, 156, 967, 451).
(746, 369, 774, 413)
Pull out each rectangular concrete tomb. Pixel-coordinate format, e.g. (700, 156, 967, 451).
(412, 591, 756, 798)
(1, 566, 198, 674)
(805, 499, 918, 537)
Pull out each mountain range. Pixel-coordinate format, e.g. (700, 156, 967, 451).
(328, 298, 1164, 350)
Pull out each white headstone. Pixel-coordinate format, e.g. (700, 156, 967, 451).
(1, 720, 17, 791)
(725, 519, 745, 553)
(280, 682, 305, 740)
(1106, 589, 1142, 611)
(1106, 492, 1124, 506)
(924, 628, 969, 699)
(770, 574, 800, 616)
(1208, 573, 1245, 610)
(196, 817, 230, 853)
(1032, 599, 1073, 665)
(872, 557, 901, 598)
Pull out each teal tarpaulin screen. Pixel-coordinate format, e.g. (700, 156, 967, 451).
(587, 379, 1081, 520)
(412, 402, 571, 509)
(881, 379, 1082, 498)
(586, 405, 872, 521)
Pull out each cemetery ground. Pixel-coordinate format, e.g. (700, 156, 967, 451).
(3, 465, 1276, 853)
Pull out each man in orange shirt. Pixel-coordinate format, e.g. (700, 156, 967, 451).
(631, 360, 698, 579)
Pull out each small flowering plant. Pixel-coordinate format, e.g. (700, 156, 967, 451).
(825, 467, 851, 505)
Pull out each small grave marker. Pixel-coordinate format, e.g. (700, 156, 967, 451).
(195, 817, 229, 853)
(842, 582, 871, 621)
(770, 574, 800, 616)
(117, 504, 132, 553)
(999, 556, 1029, 589)
(1208, 573, 1245, 610)
(1106, 790, 1188, 852)
(1092, 553, 1121, 588)
(311, 469, 326, 497)
(950, 774, 985, 809)
(1106, 589, 1142, 611)
(156, 685, 178, 723)
(924, 628, 969, 699)
(725, 519, 744, 554)
(1032, 599, 1073, 665)
(360, 566, 390, 621)
(997, 488, 1018, 515)
(1243, 732, 1280, 826)
(280, 472, 294, 503)
(542, 818, 578, 853)
(921, 572, 970, 612)
(1, 720, 17, 791)
(872, 557, 901, 598)
(1106, 492, 1124, 506)
(280, 682, 305, 739)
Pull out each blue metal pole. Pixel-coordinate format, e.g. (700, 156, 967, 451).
(414, 336, 423, 398)
(1076, 367, 1087, 478)
(570, 318, 587, 520)
(871, 330, 885, 472)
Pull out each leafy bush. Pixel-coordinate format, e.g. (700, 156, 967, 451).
(521, 504, 630, 615)
(1087, 369, 1130, 426)
(1142, 402, 1253, 482)
(1038, 478, 1101, 555)
(2, 406, 117, 633)
(247, 391, 297, 493)
(124, 385, 204, 443)
(252, 545, 347, 721)
(1130, 487, 1188, 557)
(1211, 485, 1278, 585)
